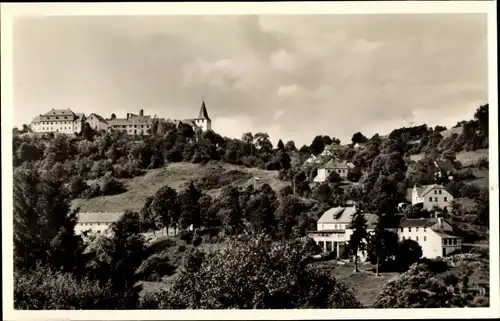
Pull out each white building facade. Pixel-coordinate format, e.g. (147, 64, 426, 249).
(30, 109, 85, 134)
(75, 212, 124, 235)
(409, 184, 454, 211)
(309, 207, 462, 261)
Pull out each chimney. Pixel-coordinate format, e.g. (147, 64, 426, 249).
(139, 109, 144, 116)
(126, 113, 130, 120)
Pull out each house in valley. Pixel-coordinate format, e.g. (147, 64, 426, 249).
(313, 159, 353, 182)
(406, 184, 454, 211)
(397, 217, 461, 258)
(75, 212, 124, 235)
(309, 206, 462, 260)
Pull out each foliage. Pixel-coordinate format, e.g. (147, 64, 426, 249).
(14, 264, 120, 310)
(147, 235, 361, 309)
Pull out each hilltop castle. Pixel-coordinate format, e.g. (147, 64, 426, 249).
(30, 99, 213, 135)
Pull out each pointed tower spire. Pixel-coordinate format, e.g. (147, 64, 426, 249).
(198, 98, 210, 120)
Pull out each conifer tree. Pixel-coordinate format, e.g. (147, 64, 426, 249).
(348, 203, 368, 272)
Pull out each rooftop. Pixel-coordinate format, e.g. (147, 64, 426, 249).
(318, 206, 357, 224)
(77, 212, 124, 224)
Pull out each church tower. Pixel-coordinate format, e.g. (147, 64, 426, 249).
(195, 99, 212, 131)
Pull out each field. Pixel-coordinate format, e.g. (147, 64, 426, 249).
(72, 162, 290, 212)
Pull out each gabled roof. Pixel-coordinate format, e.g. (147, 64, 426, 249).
(198, 99, 210, 120)
(399, 217, 439, 228)
(318, 206, 357, 224)
(418, 184, 446, 197)
(42, 108, 76, 117)
(323, 159, 348, 169)
(347, 213, 380, 229)
(88, 113, 107, 123)
(431, 230, 458, 238)
(78, 212, 124, 224)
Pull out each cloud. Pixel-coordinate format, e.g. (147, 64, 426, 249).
(12, 14, 488, 146)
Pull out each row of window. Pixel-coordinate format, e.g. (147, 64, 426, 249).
(39, 127, 74, 131)
(80, 222, 104, 226)
(402, 235, 427, 242)
(401, 227, 427, 233)
(429, 196, 448, 202)
(38, 121, 74, 125)
(443, 238, 459, 246)
(434, 189, 443, 195)
(112, 124, 151, 129)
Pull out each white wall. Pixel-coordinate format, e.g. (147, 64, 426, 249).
(31, 119, 83, 134)
(87, 116, 109, 132)
(422, 188, 453, 211)
(75, 222, 112, 235)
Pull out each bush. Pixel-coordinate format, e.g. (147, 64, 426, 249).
(14, 264, 121, 309)
(148, 235, 361, 309)
(179, 231, 194, 244)
(99, 175, 127, 196)
(136, 252, 177, 282)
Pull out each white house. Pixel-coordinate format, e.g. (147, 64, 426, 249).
(309, 206, 462, 261)
(407, 184, 454, 211)
(30, 108, 85, 134)
(308, 206, 381, 260)
(87, 113, 109, 132)
(107, 109, 153, 135)
(313, 159, 353, 182)
(75, 212, 124, 235)
(397, 217, 461, 258)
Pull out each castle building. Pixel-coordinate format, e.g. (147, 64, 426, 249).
(181, 99, 212, 132)
(30, 108, 85, 134)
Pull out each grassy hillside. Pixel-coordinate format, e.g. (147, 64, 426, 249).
(72, 162, 290, 213)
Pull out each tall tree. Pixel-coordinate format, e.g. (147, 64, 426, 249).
(179, 182, 203, 230)
(310, 135, 326, 155)
(285, 140, 297, 152)
(348, 206, 369, 272)
(13, 165, 82, 273)
(150, 185, 180, 235)
(351, 132, 368, 144)
(277, 139, 285, 150)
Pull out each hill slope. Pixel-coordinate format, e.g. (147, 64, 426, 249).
(72, 162, 290, 213)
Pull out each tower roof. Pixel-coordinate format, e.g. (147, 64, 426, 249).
(198, 99, 210, 120)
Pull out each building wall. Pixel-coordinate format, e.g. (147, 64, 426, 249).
(31, 119, 83, 134)
(422, 188, 453, 211)
(398, 226, 436, 258)
(75, 222, 112, 235)
(87, 116, 109, 131)
(317, 222, 348, 231)
(110, 123, 152, 135)
(194, 118, 211, 131)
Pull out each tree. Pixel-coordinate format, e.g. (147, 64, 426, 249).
(367, 220, 399, 276)
(81, 122, 96, 142)
(396, 239, 423, 271)
(374, 263, 463, 308)
(348, 208, 369, 272)
(310, 135, 326, 155)
(179, 182, 203, 230)
(274, 195, 303, 239)
(13, 165, 83, 273)
(68, 176, 88, 198)
(15, 264, 120, 309)
(284, 140, 297, 152)
(151, 185, 180, 235)
(327, 170, 342, 184)
(277, 139, 285, 150)
(351, 132, 368, 145)
(103, 210, 146, 308)
(147, 235, 361, 309)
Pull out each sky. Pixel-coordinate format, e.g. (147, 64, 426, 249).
(12, 14, 488, 146)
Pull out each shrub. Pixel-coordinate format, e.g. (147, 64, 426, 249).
(136, 252, 177, 282)
(148, 235, 361, 309)
(99, 176, 127, 196)
(14, 264, 120, 309)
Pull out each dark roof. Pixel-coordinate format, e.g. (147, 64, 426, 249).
(309, 229, 346, 234)
(198, 99, 210, 120)
(432, 230, 458, 238)
(399, 218, 438, 228)
(89, 113, 107, 122)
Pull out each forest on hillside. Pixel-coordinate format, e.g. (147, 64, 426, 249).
(12, 104, 490, 309)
